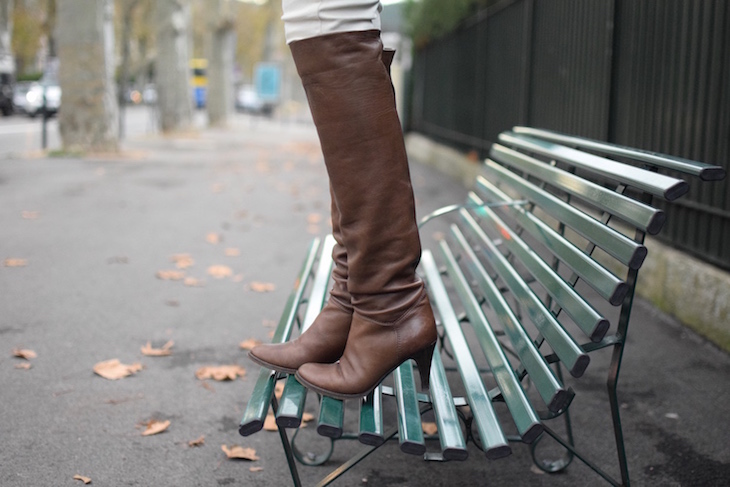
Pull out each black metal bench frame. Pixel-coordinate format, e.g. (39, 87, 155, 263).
(238, 127, 725, 487)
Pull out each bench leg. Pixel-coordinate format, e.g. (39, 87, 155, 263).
(271, 396, 303, 487)
(607, 343, 630, 487)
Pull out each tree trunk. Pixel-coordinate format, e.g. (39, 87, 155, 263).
(155, 0, 193, 133)
(0, 0, 12, 74)
(206, 0, 234, 127)
(57, 0, 118, 152)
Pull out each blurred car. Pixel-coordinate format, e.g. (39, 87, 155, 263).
(0, 72, 13, 116)
(24, 81, 62, 118)
(235, 85, 266, 114)
(12, 82, 32, 114)
(142, 84, 157, 105)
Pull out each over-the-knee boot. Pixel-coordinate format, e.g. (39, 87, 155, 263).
(291, 30, 437, 399)
(248, 50, 399, 375)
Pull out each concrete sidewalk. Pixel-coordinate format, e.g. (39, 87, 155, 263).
(1, 115, 728, 486)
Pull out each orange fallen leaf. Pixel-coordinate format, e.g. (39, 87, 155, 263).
(250, 466, 264, 472)
(222, 445, 259, 461)
(141, 340, 174, 357)
(307, 213, 322, 224)
(206, 233, 222, 244)
(4, 258, 27, 267)
(142, 419, 170, 436)
(195, 365, 246, 381)
(239, 338, 262, 351)
(22, 211, 40, 219)
(12, 348, 37, 360)
(224, 247, 240, 257)
(200, 381, 216, 392)
(171, 253, 194, 269)
(422, 422, 438, 435)
(156, 270, 186, 281)
(93, 359, 143, 380)
(188, 435, 205, 447)
(274, 381, 285, 399)
(249, 282, 275, 293)
(263, 414, 278, 431)
(232, 274, 244, 283)
(302, 412, 315, 423)
(207, 265, 233, 279)
(15, 362, 32, 370)
(73, 474, 92, 484)
(184, 277, 205, 287)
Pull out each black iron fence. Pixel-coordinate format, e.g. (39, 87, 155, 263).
(409, 0, 730, 269)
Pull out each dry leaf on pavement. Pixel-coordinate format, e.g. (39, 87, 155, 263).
(250, 466, 264, 473)
(22, 211, 40, 219)
(422, 422, 438, 435)
(221, 445, 259, 461)
(73, 474, 92, 484)
(183, 277, 205, 287)
(206, 233, 222, 244)
(274, 381, 285, 399)
(15, 362, 32, 370)
(12, 348, 37, 360)
(307, 213, 322, 224)
(156, 270, 186, 281)
(302, 412, 315, 423)
(224, 247, 240, 257)
(141, 340, 174, 357)
(263, 414, 278, 432)
(93, 359, 143, 380)
(142, 419, 170, 436)
(248, 282, 275, 293)
(207, 265, 233, 279)
(195, 365, 246, 381)
(4, 258, 27, 267)
(239, 338, 262, 351)
(188, 435, 205, 447)
(232, 274, 244, 283)
(171, 253, 194, 269)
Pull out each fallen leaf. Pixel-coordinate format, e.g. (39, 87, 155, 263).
(422, 422, 438, 435)
(307, 225, 320, 235)
(15, 362, 32, 370)
(156, 270, 186, 281)
(73, 474, 92, 484)
(93, 359, 143, 380)
(142, 419, 170, 436)
(207, 265, 233, 279)
(12, 348, 37, 360)
(274, 381, 285, 399)
(262, 320, 276, 328)
(224, 247, 240, 257)
(530, 464, 546, 475)
(239, 338, 262, 351)
(22, 211, 40, 219)
(267, 330, 275, 339)
(263, 414, 278, 431)
(302, 412, 315, 423)
(307, 213, 322, 224)
(222, 445, 259, 461)
(249, 282, 275, 293)
(188, 435, 205, 447)
(200, 381, 215, 392)
(250, 466, 264, 472)
(432, 231, 446, 241)
(4, 258, 27, 267)
(195, 365, 246, 381)
(171, 253, 194, 269)
(232, 274, 244, 283)
(206, 233, 222, 244)
(141, 340, 174, 357)
(184, 277, 205, 287)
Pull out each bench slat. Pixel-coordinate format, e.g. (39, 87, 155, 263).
(445, 235, 570, 413)
(428, 349, 469, 460)
(422, 250, 512, 459)
(512, 126, 726, 181)
(483, 160, 647, 269)
(276, 236, 337, 428)
(358, 387, 385, 446)
(394, 363, 427, 455)
(499, 132, 689, 200)
(457, 211, 590, 377)
(239, 238, 321, 436)
(491, 144, 666, 234)
(467, 192, 609, 341)
(317, 396, 344, 439)
(473, 178, 628, 305)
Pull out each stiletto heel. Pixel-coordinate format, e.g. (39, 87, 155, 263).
(412, 342, 436, 391)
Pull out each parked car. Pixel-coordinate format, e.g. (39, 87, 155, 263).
(235, 85, 266, 114)
(0, 72, 13, 116)
(24, 81, 62, 118)
(12, 82, 32, 114)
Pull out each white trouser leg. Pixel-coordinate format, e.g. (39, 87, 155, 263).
(282, 0, 382, 44)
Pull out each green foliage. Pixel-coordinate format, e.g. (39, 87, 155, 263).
(404, 0, 498, 47)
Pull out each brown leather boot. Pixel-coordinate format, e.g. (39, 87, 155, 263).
(290, 30, 437, 399)
(248, 49, 399, 375)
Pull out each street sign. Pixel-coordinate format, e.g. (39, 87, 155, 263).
(254, 62, 281, 104)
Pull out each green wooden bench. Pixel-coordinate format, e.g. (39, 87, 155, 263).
(238, 127, 725, 486)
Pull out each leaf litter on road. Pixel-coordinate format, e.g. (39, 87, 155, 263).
(221, 445, 259, 461)
(142, 419, 170, 436)
(140, 340, 174, 356)
(93, 359, 143, 380)
(195, 365, 246, 381)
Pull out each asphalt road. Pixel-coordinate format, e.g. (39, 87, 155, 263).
(1, 114, 729, 486)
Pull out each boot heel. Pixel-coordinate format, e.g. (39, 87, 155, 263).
(412, 342, 436, 391)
